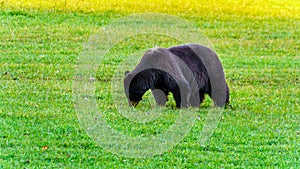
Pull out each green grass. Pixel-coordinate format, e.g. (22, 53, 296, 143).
(0, 1, 300, 168)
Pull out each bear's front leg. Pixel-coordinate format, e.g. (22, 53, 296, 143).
(189, 91, 201, 107)
(151, 89, 168, 106)
(172, 81, 190, 108)
(172, 88, 182, 108)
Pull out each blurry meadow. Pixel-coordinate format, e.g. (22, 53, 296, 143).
(0, 0, 299, 168)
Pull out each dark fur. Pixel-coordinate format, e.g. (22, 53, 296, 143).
(124, 44, 229, 108)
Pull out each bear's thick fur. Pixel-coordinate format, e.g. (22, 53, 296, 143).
(124, 44, 229, 108)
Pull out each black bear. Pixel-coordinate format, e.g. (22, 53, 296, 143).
(124, 44, 229, 108)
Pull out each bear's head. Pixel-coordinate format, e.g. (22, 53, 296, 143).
(124, 71, 144, 107)
(124, 70, 156, 107)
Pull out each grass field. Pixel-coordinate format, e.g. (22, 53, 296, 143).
(0, 0, 299, 168)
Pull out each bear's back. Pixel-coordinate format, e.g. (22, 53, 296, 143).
(168, 45, 210, 86)
(130, 47, 186, 80)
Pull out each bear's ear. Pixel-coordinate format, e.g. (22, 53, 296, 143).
(125, 71, 130, 76)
